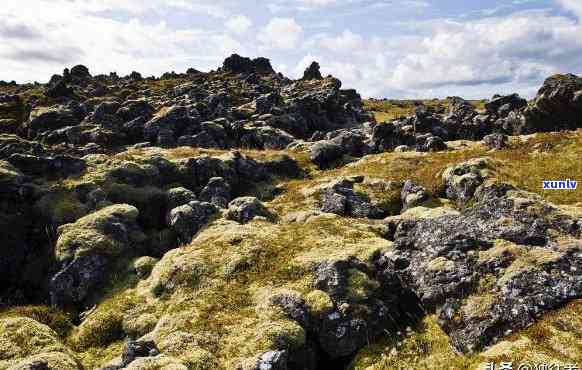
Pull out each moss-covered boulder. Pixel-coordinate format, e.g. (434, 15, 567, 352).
(0, 317, 79, 369)
(50, 204, 145, 309)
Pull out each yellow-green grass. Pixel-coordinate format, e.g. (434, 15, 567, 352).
(364, 98, 487, 122)
(350, 300, 582, 369)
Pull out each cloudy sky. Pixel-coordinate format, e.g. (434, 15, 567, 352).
(1, 0, 581, 99)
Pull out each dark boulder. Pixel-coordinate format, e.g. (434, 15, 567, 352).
(328, 129, 370, 157)
(415, 133, 447, 152)
(254, 350, 288, 370)
(482, 133, 508, 149)
(517, 73, 582, 134)
(485, 93, 527, 116)
(311, 258, 424, 359)
(226, 197, 275, 224)
(321, 178, 386, 219)
(122, 340, 160, 366)
(168, 201, 218, 242)
(26, 104, 81, 137)
(309, 141, 343, 169)
(383, 159, 582, 354)
(199, 177, 232, 209)
(442, 158, 493, 207)
(370, 123, 416, 153)
(302, 62, 323, 81)
(446, 96, 477, 122)
(70, 64, 91, 80)
(401, 180, 430, 211)
(46, 78, 73, 98)
(8, 154, 86, 179)
(144, 106, 195, 144)
(116, 99, 155, 122)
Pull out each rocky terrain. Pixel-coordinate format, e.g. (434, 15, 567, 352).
(0, 54, 581, 370)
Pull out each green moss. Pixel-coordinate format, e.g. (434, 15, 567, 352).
(55, 204, 140, 262)
(0, 317, 75, 367)
(425, 257, 455, 273)
(157, 331, 218, 369)
(35, 191, 88, 225)
(71, 310, 124, 350)
(349, 316, 479, 370)
(133, 256, 159, 279)
(255, 320, 306, 351)
(304, 290, 334, 317)
(70, 291, 138, 350)
(122, 313, 158, 339)
(0, 306, 73, 338)
(345, 269, 380, 302)
(143, 248, 210, 297)
(6, 351, 80, 370)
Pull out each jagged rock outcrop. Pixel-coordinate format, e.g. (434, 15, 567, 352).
(380, 159, 582, 354)
(222, 54, 276, 75)
(518, 74, 582, 133)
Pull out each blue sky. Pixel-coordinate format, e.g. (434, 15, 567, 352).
(1, 0, 581, 99)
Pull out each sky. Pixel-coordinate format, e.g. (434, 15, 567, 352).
(1, 0, 582, 99)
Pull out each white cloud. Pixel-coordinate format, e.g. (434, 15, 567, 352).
(388, 12, 582, 93)
(49, 0, 230, 18)
(225, 15, 253, 34)
(268, 0, 337, 12)
(557, 0, 582, 18)
(0, 0, 244, 82)
(317, 30, 364, 53)
(258, 17, 303, 49)
(299, 0, 338, 6)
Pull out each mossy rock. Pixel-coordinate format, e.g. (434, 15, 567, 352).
(55, 204, 141, 263)
(304, 290, 334, 318)
(0, 317, 77, 368)
(255, 320, 306, 351)
(0, 160, 24, 187)
(6, 351, 80, 370)
(0, 306, 74, 338)
(157, 331, 218, 369)
(122, 313, 158, 339)
(345, 269, 380, 303)
(69, 291, 138, 350)
(132, 256, 159, 279)
(142, 248, 210, 298)
(124, 355, 188, 370)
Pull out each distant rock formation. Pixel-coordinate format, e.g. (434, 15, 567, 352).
(302, 61, 323, 80)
